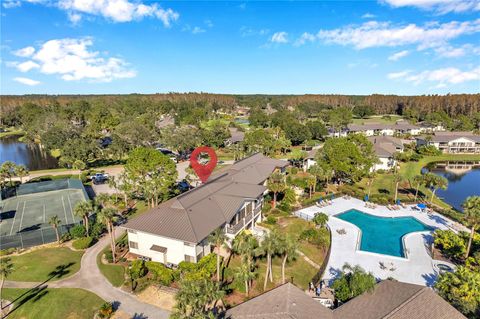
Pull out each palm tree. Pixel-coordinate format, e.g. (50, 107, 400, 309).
(14, 165, 28, 184)
(424, 173, 448, 204)
(232, 232, 258, 290)
(412, 174, 425, 202)
(208, 228, 228, 282)
(267, 172, 286, 208)
(393, 174, 403, 203)
(278, 234, 298, 284)
(117, 171, 133, 207)
(259, 231, 280, 291)
(95, 193, 111, 209)
(97, 208, 118, 263)
(1, 161, 16, 186)
(306, 175, 316, 198)
(234, 264, 256, 296)
(366, 172, 376, 197)
(312, 212, 328, 228)
(0, 257, 14, 311)
(74, 200, 93, 237)
(462, 196, 480, 259)
(49, 215, 61, 243)
(72, 160, 86, 179)
(107, 176, 119, 202)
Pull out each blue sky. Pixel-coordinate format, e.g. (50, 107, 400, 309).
(1, 0, 479, 95)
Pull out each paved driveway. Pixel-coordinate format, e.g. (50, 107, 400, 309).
(5, 229, 170, 319)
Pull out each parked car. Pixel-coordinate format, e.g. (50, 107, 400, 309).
(90, 173, 109, 184)
(156, 148, 179, 163)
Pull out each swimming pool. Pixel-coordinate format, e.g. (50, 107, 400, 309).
(336, 209, 434, 257)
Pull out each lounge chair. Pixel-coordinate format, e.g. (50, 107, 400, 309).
(400, 202, 407, 208)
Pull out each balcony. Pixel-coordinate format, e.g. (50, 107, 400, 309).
(226, 206, 261, 235)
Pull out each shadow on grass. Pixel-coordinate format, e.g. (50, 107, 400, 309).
(2, 262, 76, 312)
(48, 262, 75, 280)
(3, 285, 49, 318)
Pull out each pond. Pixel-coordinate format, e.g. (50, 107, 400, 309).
(426, 161, 480, 211)
(0, 135, 59, 170)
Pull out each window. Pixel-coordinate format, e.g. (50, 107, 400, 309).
(184, 242, 195, 247)
(129, 241, 138, 249)
(196, 251, 204, 261)
(184, 255, 195, 263)
(128, 229, 137, 234)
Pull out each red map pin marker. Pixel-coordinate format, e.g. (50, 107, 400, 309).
(190, 146, 218, 183)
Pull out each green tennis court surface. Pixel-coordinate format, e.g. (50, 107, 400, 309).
(0, 179, 89, 249)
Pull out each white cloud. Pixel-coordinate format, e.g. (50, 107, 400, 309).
(240, 26, 269, 37)
(205, 19, 213, 28)
(362, 13, 376, 19)
(14, 77, 41, 86)
(271, 32, 288, 43)
(3, 0, 21, 9)
(387, 70, 412, 79)
(316, 19, 480, 49)
(68, 12, 82, 24)
(381, 0, 480, 14)
(14, 46, 35, 57)
(434, 43, 480, 57)
(16, 61, 40, 72)
(388, 66, 480, 86)
(58, 0, 179, 26)
(10, 37, 136, 82)
(294, 32, 316, 46)
(388, 50, 410, 61)
(192, 26, 205, 34)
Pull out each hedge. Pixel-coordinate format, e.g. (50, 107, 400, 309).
(72, 237, 94, 249)
(145, 261, 174, 286)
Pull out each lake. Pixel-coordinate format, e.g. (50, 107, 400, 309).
(426, 161, 480, 211)
(0, 135, 59, 170)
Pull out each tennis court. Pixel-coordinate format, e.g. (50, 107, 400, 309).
(0, 179, 89, 249)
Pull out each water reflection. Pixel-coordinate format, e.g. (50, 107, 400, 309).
(0, 135, 58, 170)
(426, 161, 480, 211)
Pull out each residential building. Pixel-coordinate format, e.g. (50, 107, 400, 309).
(347, 120, 422, 136)
(368, 136, 404, 172)
(225, 127, 245, 146)
(123, 153, 288, 265)
(223, 280, 466, 319)
(416, 132, 480, 154)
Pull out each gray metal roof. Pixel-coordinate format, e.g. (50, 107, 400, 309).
(427, 131, 480, 143)
(348, 122, 420, 132)
(225, 280, 466, 319)
(124, 153, 287, 243)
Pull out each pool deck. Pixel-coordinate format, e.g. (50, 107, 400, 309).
(294, 197, 466, 286)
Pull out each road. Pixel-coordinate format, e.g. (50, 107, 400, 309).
(4, 229, 170, 319)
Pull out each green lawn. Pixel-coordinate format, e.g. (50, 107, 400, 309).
(226, 253, 318, 298)
(351, 115, 403, 125)
(4, 247, 83, 282)
(1, 288, 104, 319)
(96, 247, 125, 287)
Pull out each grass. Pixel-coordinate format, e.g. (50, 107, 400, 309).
(4, 247, 83, 282)
(351, 114, 403, 125)
(96, 247, 125, 287)
(264, 215, 329, 266)
(1, 288, 104, 319)
(226, 253, 318, 299)
(0, 128, 24, 138)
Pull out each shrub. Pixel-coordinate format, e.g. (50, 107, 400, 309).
(417, 145, 442, 156)
(146, 261, 174, 286)
(276, 201, 291, 213)
(262, 202, 272, 214)
(69, 224, 86, 239)
(97, 302, 114, 319)
(105, 250, 113, 263)
(60, 232, 72, 242)
(0, 248, 17, 256)
(176, 253, 217, 281)
(370, 194, 389, 205)
(90, 222, 105, 239)
(434, 230, 466, 260)
(300, 227, 330, 248)
(264, 215, 277, 225)
(73, 237, 94, 249)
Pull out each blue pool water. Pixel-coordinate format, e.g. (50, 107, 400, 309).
(336, 209, 434, 257)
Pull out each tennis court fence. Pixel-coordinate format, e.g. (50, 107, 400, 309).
(0, 223, 78, 250)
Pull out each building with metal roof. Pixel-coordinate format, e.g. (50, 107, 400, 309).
(124, 153, 288, 265)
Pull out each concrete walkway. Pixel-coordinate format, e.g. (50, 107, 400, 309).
(295, 197, 462, 286)
(5, 229, 170, 319)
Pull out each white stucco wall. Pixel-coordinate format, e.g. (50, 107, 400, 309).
(371, 157, 394, 172)
(126, 229, 209, 265)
